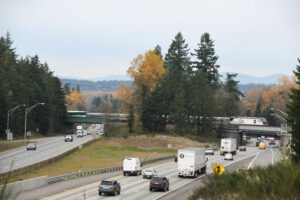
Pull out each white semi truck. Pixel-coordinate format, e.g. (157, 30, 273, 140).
(220, 138, 237, 155)
(177, 147, 208, 178)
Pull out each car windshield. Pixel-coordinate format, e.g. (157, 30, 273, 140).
(206, 148, 213, 151)
(145, 169, 154, 172)
(29, 144, 35, 147)
(152, 177, 163, 181)
(100, 181, 112, 185)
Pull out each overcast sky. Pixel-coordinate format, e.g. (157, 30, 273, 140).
(0, 0, 299, 79)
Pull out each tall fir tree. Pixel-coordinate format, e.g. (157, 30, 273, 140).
(287, 58, 300, 162)
(163, 32, 191, 132)
(192, 33, 220, 87)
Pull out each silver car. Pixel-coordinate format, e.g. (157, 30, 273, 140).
(205, 148, 214, 155)
(143, 168, 158, 179)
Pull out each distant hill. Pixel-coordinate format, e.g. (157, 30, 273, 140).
(220, 72, 286, 84)
(61, 79, 132, 92)
(61, 73, 287, 93)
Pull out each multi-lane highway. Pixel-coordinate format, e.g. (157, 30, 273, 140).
(31, 140, 280, 200)
(0, 134, 99, 174)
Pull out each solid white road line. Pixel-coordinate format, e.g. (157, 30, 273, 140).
(247, 151, 261, 170)
(270, 147, 274, 165)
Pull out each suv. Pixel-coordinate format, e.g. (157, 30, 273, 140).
(64, 135, 73, 142)
(150, 176, 169, 192)
(205, 148, 214, 155)
(98, 180, 121, 196)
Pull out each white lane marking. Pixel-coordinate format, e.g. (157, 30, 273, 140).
(271, 148, 274, 165)
(247, 152, 260, 170)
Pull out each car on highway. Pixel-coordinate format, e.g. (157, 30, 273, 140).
(256, 141, 261, 146)
(205, 148, 214, 155)
(27, 144, 36, 150)
(77, 130, 83, 138)
(143, 168, 158, 179)
(64, 135, 73, 142)
(98, 180, 121, 196)
(224, 153, 233, 160)
(269, 137, 275, 145)
(239, 146, 246, 151)
(259, 142, 266, 150)
(83, 130, 87, 136)
(87, 131, 91, 135)
(174, 156, 177, 162)
(149, 176, 169, 192)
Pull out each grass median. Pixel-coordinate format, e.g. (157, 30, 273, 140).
(4, 135, 215, 184)
(0, 141, 27, 152)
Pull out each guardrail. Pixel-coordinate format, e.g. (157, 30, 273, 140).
(0, 136, 100, 181)
(47, 154, 176, 183)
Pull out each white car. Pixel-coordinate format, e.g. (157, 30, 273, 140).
(224, 153, 233, 160)
(205, 148, 214, 155)
(143, 168, 158, 179)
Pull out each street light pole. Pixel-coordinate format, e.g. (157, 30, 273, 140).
(270, 107, 288, 118)
(24, 103, 45, 143)
(7, 104, 26, 130)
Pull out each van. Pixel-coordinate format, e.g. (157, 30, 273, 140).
(123, 157, 142, 176)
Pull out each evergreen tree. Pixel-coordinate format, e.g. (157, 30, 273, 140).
(192, 33, 220, 87)
(287, 58, 300, 162)
(154, 45, 163, 59)
(163, 32, 191, 132)
(223, 73, 243, 116)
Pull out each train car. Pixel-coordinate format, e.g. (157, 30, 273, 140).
(230, 117, 268, 126)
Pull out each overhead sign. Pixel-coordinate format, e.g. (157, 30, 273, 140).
(212, 163, 225, 176)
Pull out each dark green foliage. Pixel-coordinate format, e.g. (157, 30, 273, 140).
(128, 104, 134, 133)
(192, 32, 220, 87)
(154, 45, 163, 59)
(140, 32, 243, 135)
(0, 33, 67, 137)
(189, 162, 300, 200)
(287, 58, 300, 162)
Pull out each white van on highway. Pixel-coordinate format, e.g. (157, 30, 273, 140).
(177, 148, 207, 178)
(123, 157, 142, 176)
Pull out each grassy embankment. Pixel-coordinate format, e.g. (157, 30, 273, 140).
(4, 127, 218, 184)
(189, 159, 300, 200)
(0, 141, 27, 152)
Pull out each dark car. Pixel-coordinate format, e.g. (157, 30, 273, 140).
(64, 135, 73, 142)
(256, 141, 260, 147)
(27, 144, 36, 150)
(150, 176, 169, 192)
(239, 146, 247, 151)
(174, 156, 177, 162)
(98, 180, 121, 196)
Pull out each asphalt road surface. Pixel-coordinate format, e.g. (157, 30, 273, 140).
(35, 141, 280, 200)
(0, 134, 99, 174)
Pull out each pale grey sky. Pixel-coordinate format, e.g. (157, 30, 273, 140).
(0, 0, 299, 79)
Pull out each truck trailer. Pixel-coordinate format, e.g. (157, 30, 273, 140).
(220, 138, 237, 155)
(177, 147, 207, 178)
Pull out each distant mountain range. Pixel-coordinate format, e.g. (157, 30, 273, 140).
(61, 73, 288, 84)
(219, 72, 287, 84)
(60, 73, 289, 93)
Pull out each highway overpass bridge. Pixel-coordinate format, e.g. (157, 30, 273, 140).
(65, 111, 127, 124)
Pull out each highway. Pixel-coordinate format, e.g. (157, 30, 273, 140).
(0, 134, 99, 174)
(32, 140, 280, 200)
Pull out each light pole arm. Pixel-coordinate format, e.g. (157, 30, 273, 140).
(7, 104, 26, 130)
(24, 103, 45, 142)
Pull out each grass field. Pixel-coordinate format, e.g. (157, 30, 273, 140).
(5, 135, 214, 183)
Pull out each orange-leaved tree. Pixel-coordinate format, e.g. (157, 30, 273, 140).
(65, 90, 87, 110)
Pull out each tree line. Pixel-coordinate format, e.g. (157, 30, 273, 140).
(117, 32, 243, 135)
(0, 33, 67, 138)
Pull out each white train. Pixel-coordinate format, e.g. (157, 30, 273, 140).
(230, 117, 268, 126)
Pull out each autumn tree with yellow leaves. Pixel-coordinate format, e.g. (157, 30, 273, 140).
(65, 90, 87, 110)
(242, 75, 296, 125)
